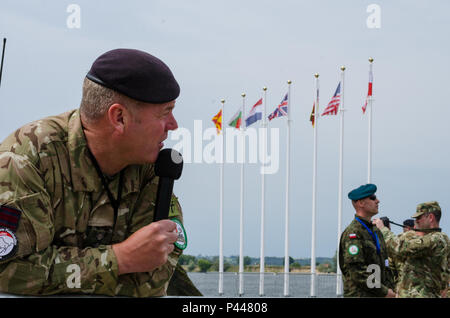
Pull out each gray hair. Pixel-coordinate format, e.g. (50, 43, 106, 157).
(79, 77, 144, 123)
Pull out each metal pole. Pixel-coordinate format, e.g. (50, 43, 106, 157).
(336, 66, 346, 296)
(218, 99, 225, 296)
(259, 87, 267, 296)
(367, 58, 374, 183)
(239, 93, 246, 296)
(310, 74, 319, 297)
(284, 80, 292, 297)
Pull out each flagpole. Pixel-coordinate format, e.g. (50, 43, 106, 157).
(219, 98, 225, 296)
(283, 80, 292, 297)
(259, 86, 267, 297)
(367, 58, 374, 183)
(239, 93, 246, 296)
(336, 66, 346, 296)
(310, 74, 319, 297)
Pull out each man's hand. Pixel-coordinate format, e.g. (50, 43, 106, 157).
(112, 219, 178, 275)
(372, 218, 385, 230)
(385, 288, 396, 298)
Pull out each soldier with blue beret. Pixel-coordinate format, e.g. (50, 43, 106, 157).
(0, 49, 200, 296)
(339, 184, 396, 297)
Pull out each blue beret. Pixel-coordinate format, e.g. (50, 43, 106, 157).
(86, 48, 180, 104)
(348, 184, 377, 201)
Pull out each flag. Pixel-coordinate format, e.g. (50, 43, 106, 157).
(212, 109, 222, 134)
(362, 65, 373, 114)
(310, 103, 315, 127)
(245, 98, 263, 127)
(321, 83, 341, 116)
(268, 93, 288, 121)
(228, 109, 242, 129)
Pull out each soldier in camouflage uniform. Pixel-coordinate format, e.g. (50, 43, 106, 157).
(0, 49, 189, 297)
(374, 201, 450, 298)
(339, 184, 396, 297)
(388, 220, 415, 290)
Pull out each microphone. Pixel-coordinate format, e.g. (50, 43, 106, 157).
(153, 148, 183, 221)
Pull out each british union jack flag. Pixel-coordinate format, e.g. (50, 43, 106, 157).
(268, 93, 288, 121)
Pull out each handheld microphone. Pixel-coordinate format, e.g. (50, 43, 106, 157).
(153, 148, 183, 221)
(0, 38, 7, 88)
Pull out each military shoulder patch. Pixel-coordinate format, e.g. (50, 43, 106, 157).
(348, 245, 359, 255)
(171, 218, 187, 250)
(0, 205, 21, 232)
(349, 233, 357, 239)
(0, 227, 18, 260)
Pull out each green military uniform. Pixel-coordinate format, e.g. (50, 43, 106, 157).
(381, 227, 450, 297)
(0, 109, 183, 296)
(339, 215, 395, 297)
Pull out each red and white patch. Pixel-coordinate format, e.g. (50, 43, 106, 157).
(349, 233, 357, 239)
(0, 228, 18, 260)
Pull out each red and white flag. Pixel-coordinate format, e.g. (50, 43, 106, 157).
(362, 64, 373, 114)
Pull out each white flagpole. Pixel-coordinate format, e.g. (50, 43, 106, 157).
(336, 66, 346, 296)
(367, 58, 374, 183)
(239, 93, 246, 296)
(259, 86, 267, 296)
(218, 99, 225, 296)
(284, 80, 292, 297)
(310, 74, 319, 297)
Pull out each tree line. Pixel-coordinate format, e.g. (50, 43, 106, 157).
(178, 253, 338, 273)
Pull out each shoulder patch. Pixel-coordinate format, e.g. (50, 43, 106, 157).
(0, 227, 18, 260)
(348, 245, 359, 255)
(0, 205, 22, 232)
(349, 233, 357, 239)
(171, 218, 187, 250)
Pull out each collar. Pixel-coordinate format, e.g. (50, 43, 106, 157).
(67, 109, 145, 195)
(414, 228, 442, 233)
(354, 214, 373, 228)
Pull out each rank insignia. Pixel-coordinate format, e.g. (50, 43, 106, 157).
(172, 218, 187, 250)
(0, 205, 21, 232)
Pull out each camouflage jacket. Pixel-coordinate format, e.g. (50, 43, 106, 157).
(0, 109, 183, 297)
(339, 216, 395, 297)
(381, 227, 450, 298)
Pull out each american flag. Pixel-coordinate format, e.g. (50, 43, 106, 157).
(268, 93, 288, 121)
(321, 82, 341, 116)
(362, 64, 373, 114)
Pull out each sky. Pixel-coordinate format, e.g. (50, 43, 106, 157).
(1, 0, 449, 259)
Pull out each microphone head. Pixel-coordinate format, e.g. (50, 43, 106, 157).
(155, 148, 183, 179)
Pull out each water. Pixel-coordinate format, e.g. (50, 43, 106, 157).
(187, 272, 341, 298)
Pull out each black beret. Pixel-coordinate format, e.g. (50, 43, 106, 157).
(86, 48, 180, 103)
(348, 183, 377, 201)
(403, 219, 415, 228)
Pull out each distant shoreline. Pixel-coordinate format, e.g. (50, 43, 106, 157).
(179, 254, 337, 274)
(183, 265, 336, 274)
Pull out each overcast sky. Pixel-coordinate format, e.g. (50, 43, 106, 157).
(1, 0, 449, 259)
